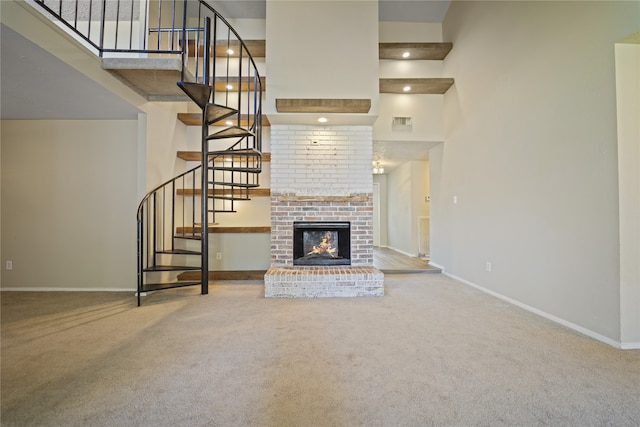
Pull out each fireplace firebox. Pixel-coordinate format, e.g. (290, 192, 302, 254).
(293, 221, 351, 266)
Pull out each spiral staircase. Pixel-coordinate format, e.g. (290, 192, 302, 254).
(30, 0, 264, 305)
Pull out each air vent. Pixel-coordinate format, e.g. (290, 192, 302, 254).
(392, 116, 412, 129)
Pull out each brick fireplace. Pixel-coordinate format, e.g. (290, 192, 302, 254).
(264, 125, 384, 298)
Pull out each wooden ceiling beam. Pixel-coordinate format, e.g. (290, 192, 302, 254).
(275, 98, 372, 113)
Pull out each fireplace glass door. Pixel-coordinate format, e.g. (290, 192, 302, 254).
(293, 221, 351, 266)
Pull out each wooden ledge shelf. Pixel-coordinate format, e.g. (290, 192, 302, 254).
(275, 98, 371, 113)
(177, 188, 270, 197)
(178, 270, 267, 281)
(379, 42, 453, 60)
(178, 113, 271, 127)
(177, 151, 271, 162)
(176, 226, 271, 234)
(380, 78, 454, 94)
(274, 194, 370, 202)
(185, 40, 266, 58)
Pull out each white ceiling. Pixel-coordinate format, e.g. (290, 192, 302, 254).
(211, 0, 451, 22)
(0, 24, 142, 120)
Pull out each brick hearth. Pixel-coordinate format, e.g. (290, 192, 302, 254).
(264, 266, 384, 298)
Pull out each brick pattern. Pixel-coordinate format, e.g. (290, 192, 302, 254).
(264, 266, 384, 298)
(270, 193, 374, 267)
(270, 125, 373, 196)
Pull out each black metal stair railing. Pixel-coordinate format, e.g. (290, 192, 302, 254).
(140, 3, 262, 304)
(30, 0, 263, 304)
(33, 0, 187, 57)
(171, 6, 263, 303)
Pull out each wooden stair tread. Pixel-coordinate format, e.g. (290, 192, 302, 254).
(175, 226, 271, 234)
(142, 281, 201, 291)
(206, 126, 254, 140)
(205, 104, 238, 125)
(177, 151, 270, 162)
(178, 270, 267, 281)
(143, 265, 201, 272)
(155, 249, 202, 255)
(177, 82, 211, 108)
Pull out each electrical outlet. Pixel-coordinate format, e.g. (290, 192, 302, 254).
(6, 261, 13, 270)
(216, 252, 222, 260)
(486, 262, 492, 272)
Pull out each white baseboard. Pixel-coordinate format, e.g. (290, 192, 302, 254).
(442, 271, 626, 350)
(428, 261, 445, 271)
(620, 342, 640, 350)
(0, 287, 135, 292)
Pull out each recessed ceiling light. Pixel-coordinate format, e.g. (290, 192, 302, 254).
(402, 52, 410, 58)
(227, 49, 234, 55)
(403, 86, 411, 92)
(318, 117, 328, 123)
(226, 84, 233, 90)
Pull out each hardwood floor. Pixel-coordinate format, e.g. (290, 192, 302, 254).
(373, 247, 441, 274)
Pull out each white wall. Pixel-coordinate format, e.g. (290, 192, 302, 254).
(379, 22, 442, 43)
(412, 160, 430, 255)
(1, 120, 139, 290)
(141, 101, 190, 190)
(373, 174, 388, 246)
(375, 21, 446, 144)
(387, 160, 428, 256)
(374, 94, 444, 142)
(270, 125, 373, 196)
(615, 38, 640, 347)
(434, 1, 639, 344)
(265, 0, 379, 123)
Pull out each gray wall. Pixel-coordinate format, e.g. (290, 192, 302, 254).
(1, 120, 139, 290)
(431, 1, 639, 343)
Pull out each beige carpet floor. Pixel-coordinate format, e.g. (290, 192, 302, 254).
(1, 274, 639, 426)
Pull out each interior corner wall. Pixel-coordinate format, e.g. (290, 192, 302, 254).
(615, 40, 640, 347)
(379, 22, 443, 43)
(428, 143, 446, 264)
(1, 119, 138, 290)
(412, 160, 430, 253)
(436, 1, 640, 343)
(141, 101, 190, 190)
(373, 174, 388, 247)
